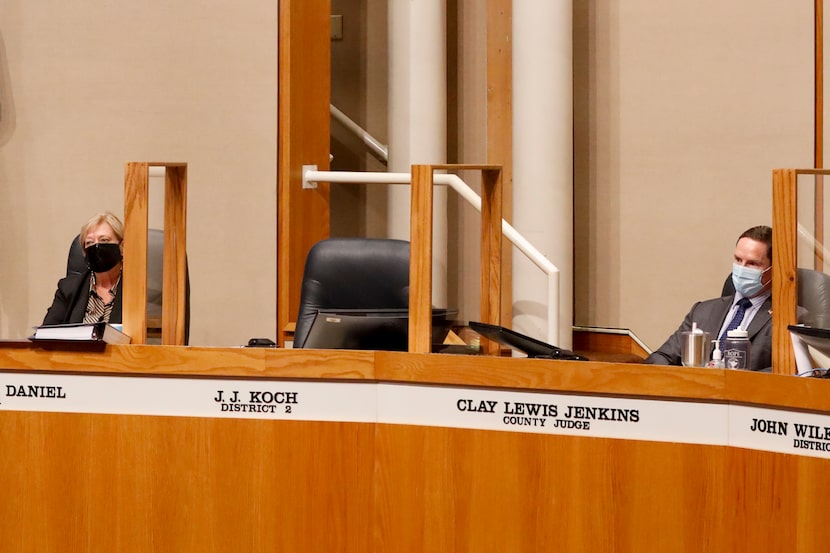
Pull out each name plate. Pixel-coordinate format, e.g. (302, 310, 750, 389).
(2, 371, 829, 459)
(0, 372, 377, 423)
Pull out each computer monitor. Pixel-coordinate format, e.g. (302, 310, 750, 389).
(302, 308, 456, 351)
(469, 321, 588, 361)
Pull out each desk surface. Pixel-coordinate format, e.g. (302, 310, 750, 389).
(1, 342, 828, 410)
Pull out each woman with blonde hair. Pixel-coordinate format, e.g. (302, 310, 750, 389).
(42, 212, 125, 325)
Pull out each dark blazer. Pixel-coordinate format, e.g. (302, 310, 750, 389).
(42, 270, 123, 326)
(645, 294, 772, 372)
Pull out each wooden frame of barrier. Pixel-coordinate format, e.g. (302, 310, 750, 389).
(123, 162, 188, 345)
(409, 164, 503, 354)
(1, 344, 830, 552)
(770, 168, 830, 374)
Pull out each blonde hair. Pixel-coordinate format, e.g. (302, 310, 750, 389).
(78, 212, 124, 247)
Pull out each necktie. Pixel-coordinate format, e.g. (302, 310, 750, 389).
(720, 297, 753, 350)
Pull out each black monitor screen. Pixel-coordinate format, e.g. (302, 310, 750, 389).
(302, 309, 456, 351)
(469, 321, 588, 361)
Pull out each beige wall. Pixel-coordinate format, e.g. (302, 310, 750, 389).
(0, 1, 817, 350)
(0, 1, 278, 345)
(574, 1, 814, 349)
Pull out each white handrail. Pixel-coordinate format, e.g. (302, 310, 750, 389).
(798, 222, 830, 265)
(330, 105, 389, 164)
(303, 168, 561, 345)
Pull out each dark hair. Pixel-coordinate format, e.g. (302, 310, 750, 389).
(737, 225, 772, 262)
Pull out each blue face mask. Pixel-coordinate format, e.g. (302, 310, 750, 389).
(731, 263, 770, 298)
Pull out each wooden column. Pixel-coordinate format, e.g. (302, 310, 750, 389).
(277, 0, 331, 346)
(123, 162, 188, 345)
(815, 1, 825, 270)
(487, 0, 513, 326)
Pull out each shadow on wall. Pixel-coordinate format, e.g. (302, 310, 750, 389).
(0, 29, 15, 147)
(0, 28, 27, 338)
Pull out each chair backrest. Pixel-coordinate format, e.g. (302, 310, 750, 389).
(293, 237, 410, 348)
(68, 228, 191, 343)
(721, 268, 830, 328)
(795, 268, 830, 328)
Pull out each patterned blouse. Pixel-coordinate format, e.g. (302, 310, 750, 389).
(82, 273, 121, 324)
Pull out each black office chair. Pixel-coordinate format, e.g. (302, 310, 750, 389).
(721, 267, 830, 328)
(68, 228, 191, 344)
(293, 238, 410, 348)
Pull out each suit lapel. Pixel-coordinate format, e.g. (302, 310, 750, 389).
(711, 296, 734, 336)
(745, 296, 773, 339)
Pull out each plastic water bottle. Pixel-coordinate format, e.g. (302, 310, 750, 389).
(723, 329, 751, 370)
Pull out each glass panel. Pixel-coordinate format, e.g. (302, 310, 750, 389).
(792, 173, 830, 373)
(797, 174, 830, 272)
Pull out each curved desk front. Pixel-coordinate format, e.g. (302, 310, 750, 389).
(1, 344, 829, 552)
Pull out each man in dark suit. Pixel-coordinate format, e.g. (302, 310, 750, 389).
(645, 225, 775, 372)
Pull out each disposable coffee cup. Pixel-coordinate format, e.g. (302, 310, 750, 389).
(681, 324, 711, 367)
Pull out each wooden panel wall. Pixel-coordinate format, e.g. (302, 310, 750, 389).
(277, 0, 331, 345)
(374, 427, 728, 551)
(2, 407, 830, 551)
(0, 413, 374, 552)
(1, 346, 830, 551)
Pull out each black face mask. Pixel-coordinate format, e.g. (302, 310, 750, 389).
(85, 243, 122, 273)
